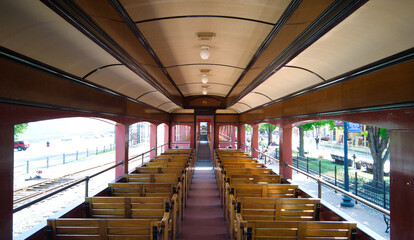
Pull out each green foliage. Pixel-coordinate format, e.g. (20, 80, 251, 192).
(298, 120, 335, 132)
(14, 123, 28, 140)
(245, 125, 252, 132)
(259, 123, 276, 134)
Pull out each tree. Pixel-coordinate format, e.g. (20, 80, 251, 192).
(297, 120, 334, 157)
(364, 126, 389, 185)
(259, 123, 276, 146)
(14, 123, 28, 140)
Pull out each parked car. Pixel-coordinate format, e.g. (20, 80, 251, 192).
(14, 141, 30, 151)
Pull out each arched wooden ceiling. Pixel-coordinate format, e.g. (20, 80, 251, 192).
(1, 0, 413, 114)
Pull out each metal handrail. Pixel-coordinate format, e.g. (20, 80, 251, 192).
(13, 161, 124, 213)
(284, 162, 390, 216)
(238, 143, 389, 216)
(13, 142, 170, 213)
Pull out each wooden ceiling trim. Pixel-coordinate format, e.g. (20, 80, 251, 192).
(82, 63, 123, 79)
(227, 0, 367, 106)
(134, 15, 275, 26)
(41, 0, 184, 107)
(109, 0, 185, 99)
(284, 65, 326, 81)
(225, 0, 301, 99)
(165, 63, 244, 70)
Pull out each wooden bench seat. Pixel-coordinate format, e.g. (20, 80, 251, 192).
(144, 161, 187, 168)
(85, 196, 178, 239)
(47, 218, 167, 240)
(241, 220, 357, 240)
(224, 183, 299, 224)
(232, 197, 321, 240)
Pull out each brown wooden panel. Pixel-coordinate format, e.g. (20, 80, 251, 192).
(0, 57, 170, 123)
(215, 114, 239, 123)
(240, 59, 414, 123)
(171, 114, 194, 123)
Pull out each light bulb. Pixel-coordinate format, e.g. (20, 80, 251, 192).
(202, 88, 207, 95)
(201, 75, 208, 84)
(200, 46, 210, 60)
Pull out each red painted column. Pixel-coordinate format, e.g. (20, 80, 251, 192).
(172, 125, 176, 142)
(150, 124, 157, 158)
(164, 124, 169, 150)
(230, 125, 236, 147)
(389, 130, 414, 240)
(189, 124, 194, 149)
(115, 123, 129, 178)
(252, 124, 259, 159)
(279, 127, 292, 179)
(238, 124, 245, 150)
(0, 125, 14, 239)
(215, 124, 220, 149)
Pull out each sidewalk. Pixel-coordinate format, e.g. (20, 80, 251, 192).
(266, 163, 390, 240)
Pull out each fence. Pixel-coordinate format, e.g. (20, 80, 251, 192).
(15, 143, 153, 177)
(292, 155, 390, 209)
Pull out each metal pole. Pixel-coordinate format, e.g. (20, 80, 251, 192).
(96, 147, 98, 155)
(85, 176, 89, 198)
(341, 122, 354, 207)
(76, 151, 78, 160)
(319, 160, 321, 177)
(334, 165, 337, 193)
(355, 172, 358, 204)
(86, 148, 88, 157)
(318, 179, 322, 198)
(26, 160, 29, 174)
(383, 181, 387, 209)
(63, 153, 65, 164)
(46, 157, 49, 168)
(142, 154, 144, 165)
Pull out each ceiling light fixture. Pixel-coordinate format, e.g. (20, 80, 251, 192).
(201, 74, 208, 84)
(202, 88, 208, 95)
(200, 46, 210, 60)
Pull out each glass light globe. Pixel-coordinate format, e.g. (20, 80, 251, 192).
(202, 89, 208, 95)
(200, 46, 210, 60)
(201, 75, 208, 84)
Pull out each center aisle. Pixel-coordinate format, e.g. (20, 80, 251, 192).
(179, 143, 228, 240)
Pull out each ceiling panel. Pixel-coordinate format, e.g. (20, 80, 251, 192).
(0, 0, 118, 77)
(158, 102, 180, 112)
(237, 92, 272, 109)
(136, 17, 273, 68)
(85, 65, 156, 99)
(229, 102, 251, 113)
(122, 0, 291, 24)
(288, 0, 414, 80)
(139, 92, 173, 109)
(252, 67, 323, 102)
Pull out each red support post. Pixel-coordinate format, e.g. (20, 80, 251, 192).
(238, 124, 245, 150)
(189, 124, 194, 149)
(164, 124, 169, 150)
(279, 127, 292, 179)
(0, 125, 14, 239)
(252, 124, 259, 159)
(150, 124, 157, 158)
(115, 123, 129, 179)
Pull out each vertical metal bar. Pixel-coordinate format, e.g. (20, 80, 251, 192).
(319, 160, 321, 177)
(264, 155, 267, 165)
(334, 165, 337, 193)
(86, 148, 88, 157)
(103, 145, 105, 152)
(76, 151, 78, 160)
(26, 160, 29, 174)
(355, 172, 358, 204)
(142, 154, 144, 165)
(85, 176, 89, 198)
(96, 147, 98, 155)
(46, 157, 49, 168)
(306, 157, 309, 173)
(63, 153, 65, 164)
(383, 181, 387, 209)
(318, 179, 322, 199)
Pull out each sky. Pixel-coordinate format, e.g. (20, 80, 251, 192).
(18, 117, 115, 143)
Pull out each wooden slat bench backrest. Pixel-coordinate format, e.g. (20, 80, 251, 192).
(151, 157, 189, 162)
(125, 173, 182, 183)
(134, 167, 184, 174)
(47, 218, 163, 240)
(164, 149, 193, 154)
(85, 197, 170, 219)
(108, 182, 177, 198)
(224, 168, 275, 176)
(237, 197, 321, 221)
(230, 184, 298, 199)
(220, 163, 265, 169)
(243, 221, 357, 240)
(144, 161, 187, 168)
(228, 175, 283, 185)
